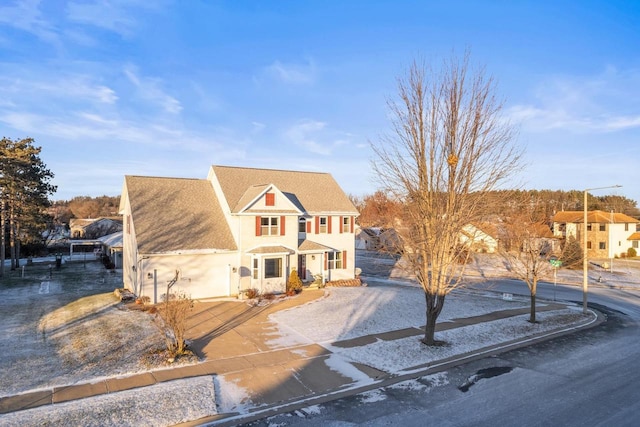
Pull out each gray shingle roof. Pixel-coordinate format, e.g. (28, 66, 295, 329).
(124, 176, 237, 254)
(211, 165, 359, 215)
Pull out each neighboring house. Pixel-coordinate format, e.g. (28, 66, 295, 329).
(552, 210, 640, 258)
(355, 227, 382, 251)
(460, 223, 500, 253)
(119, 165, 359, 301)
(69, 217, 123, 239)
(98, 231, 123, 268)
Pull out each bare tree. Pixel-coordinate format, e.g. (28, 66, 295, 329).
(371, 53, 521, 345)
(499, 211, 556, 323)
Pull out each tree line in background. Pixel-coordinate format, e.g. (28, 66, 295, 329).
(0, 137, 56, 276)
(351, 189, 639, 228)
(50, 195, 121, 225)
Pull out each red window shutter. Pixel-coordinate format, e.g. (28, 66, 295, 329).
(315, 216, 320, 234)
(306, 220, 311, 233)
(280, 216, 285, 235)
(351, 217, 354, 233)
(343, 250, 347, 269)
(255, 216, 261, 236)
(265, 193, 275, 206)
(324, 252, 328, 270)
(339, 216, 343, 233)
(328, 216, 332, 234)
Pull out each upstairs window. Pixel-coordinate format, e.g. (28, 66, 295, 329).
(587, 224, 592, 231)
(299, 218, 306, 233)
(319, 216, 328, 233)
(261, 217, 279, 236)
(265, 192, 275, 206)
(342, 216, 351, 233)
(599, 224, 606, 231)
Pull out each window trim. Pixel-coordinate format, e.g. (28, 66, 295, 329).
(264, 257, 282, 279)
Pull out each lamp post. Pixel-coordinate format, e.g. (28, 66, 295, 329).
(583, 185, 622, 314)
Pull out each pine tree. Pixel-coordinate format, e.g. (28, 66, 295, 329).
(0, 138, 56, 275)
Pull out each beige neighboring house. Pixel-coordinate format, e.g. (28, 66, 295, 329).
(460, 223, 500, 253)
(552, 210, 640, 258)
(119, 165, 359, 301)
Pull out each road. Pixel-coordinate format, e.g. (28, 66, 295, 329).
(244, 255, 640, 426)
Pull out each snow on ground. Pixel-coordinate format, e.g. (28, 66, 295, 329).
(0, 376, 217, 427)
(267, 286, 530, 346)
(327, 309, 591, 374)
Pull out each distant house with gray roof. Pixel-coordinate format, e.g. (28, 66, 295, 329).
(119, 165, 359, 301)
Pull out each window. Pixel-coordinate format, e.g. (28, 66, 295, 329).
(327, 251, 343, 269)
(261, 217, 279, 236)
(599, 242, 606, 250)
(342, 216, 351, 233)
(265, 192, 275, 206)
(299, 218, 306, 233)
(319, 216, 328, 233)
(587, 241, 592, 249)
(625, 223, 629, 231)
(633, 241, 639, 249)
(264, 258, 282, 278)
(599, 224, 606, 231)
(587, 224, 592, 231)
(252, 258, 258, 279)
(637, 224, 640, 232)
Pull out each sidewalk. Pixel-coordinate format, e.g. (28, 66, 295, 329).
(0, 286, 600, 424)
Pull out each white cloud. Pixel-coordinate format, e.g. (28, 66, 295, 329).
(66, 0, 165, 37)
(264, 58, 317, 84)
(0, 74, 118, 105)
(0, 0, 60, 46)
(507, 67, 640, 133)
(123, 65, 182, 114)
(284, 119, 353, 156)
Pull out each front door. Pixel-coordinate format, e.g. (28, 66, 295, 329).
(298, 254, 306, 280)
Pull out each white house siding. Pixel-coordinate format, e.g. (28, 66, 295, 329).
(137, 252, 237, 302)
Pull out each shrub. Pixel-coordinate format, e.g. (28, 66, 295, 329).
(263, 292, 275, 300)
(628, 247, 637, 258)
(287, 269, 303, 294)
(245, 288, 260, 299)
(154, 291, 193, 356)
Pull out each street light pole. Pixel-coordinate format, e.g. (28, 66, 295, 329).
(583, 185, 622, 314)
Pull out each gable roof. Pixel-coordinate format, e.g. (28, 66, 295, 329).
(210, 165, 359, 215)
(124, 176, 236, 254)
(552, 210, 639, 224)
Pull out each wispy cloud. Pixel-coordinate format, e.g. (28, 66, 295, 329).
(284, 119, 350, 155)
(264, 58, 317, 85)
(507, 67, 640, 133)
(66, 0, 166, 37)
(123, 65, 182, 114)
(0, 0, 60, 46)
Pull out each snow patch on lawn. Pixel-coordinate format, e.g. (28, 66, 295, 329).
(0, 376, 217, 427)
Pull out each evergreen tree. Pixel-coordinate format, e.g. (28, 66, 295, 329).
(0, 138, 56, 275)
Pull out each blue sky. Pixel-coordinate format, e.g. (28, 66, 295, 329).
(0, 0, 638, 205)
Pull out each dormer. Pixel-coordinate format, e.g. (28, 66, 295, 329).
(234, 184, 302, 215)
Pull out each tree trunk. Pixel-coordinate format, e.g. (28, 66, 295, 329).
(422, 291, 446, 345)
(529, 290, 537, 323)
(9, 199, 15, 270)
(0, 198, 4, 278)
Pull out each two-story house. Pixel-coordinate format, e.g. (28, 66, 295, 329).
(552, 210, 640, 258)
(119, 165, 359, 301)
